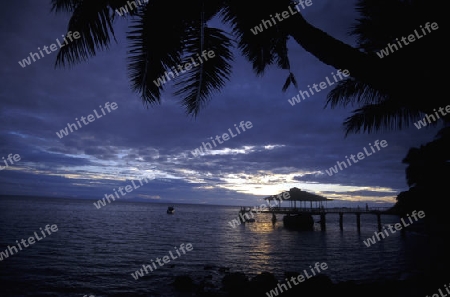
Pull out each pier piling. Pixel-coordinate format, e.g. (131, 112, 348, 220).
(320, 213, 326, 231)
(356, 213, 361, 231)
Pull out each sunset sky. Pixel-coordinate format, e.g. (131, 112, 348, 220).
(0, 0, 439, 207)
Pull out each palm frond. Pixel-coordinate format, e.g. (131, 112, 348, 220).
(126, 1, 188, 105)
(350, 0, 409, 52)
(127, 0, 227, 108)
(325, 78, 388, 108)
(173, 27, 234, 116)
(350, 0, 443, 52)
(343, 100, 425, 136)
(221, 0, 292, 76)
(54, 0, 116, 67)
(50, 0, 81, 13)
(282, 72, 297, 92)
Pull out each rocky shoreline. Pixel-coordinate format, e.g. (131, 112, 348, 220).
(170, 266, 444, 297)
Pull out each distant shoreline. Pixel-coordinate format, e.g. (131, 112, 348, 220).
(0, 194, 396, 209)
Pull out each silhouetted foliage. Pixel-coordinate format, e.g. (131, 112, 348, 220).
(393, 125, 450, 217)
(326, 0, 445, 135)
(51, 0, 445, 131)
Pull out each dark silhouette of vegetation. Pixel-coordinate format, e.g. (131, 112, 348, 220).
(392, 125, 450, 218)
(51, 0, 445, 133)
(326, 0, 445, 134)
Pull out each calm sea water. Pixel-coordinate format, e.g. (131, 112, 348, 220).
(0, 196, 429, 296)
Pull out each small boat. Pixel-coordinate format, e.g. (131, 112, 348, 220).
(167, 206, 175, 214)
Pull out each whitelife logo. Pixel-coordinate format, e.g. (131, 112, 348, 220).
(56, 102, 118, 139)
(115, 0, 148, 16)
(18, 31, 81, 68)
(426, 283, 450, 297)
(376, 22, 439, 58)
(93, 175, 155, 209)
(191, 121, 253, 157)
(250, 0, 313, 35)
(131, 243, 193, 280)
(325, 140, 388, 176)
(0, 224, 58, 261)
(414, 104, 450, 129)
(265, 262, 328, 297)
(228, 191, 291, 228)
(153, 50, 215, 87)
(362, 210, 425, 247)
(0, 153, 21, 171)
(288, 70, 350, 106)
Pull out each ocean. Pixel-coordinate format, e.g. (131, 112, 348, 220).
(0, 196, 429, 296)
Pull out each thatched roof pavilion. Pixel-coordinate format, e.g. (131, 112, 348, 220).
(264, 187, 332, 209)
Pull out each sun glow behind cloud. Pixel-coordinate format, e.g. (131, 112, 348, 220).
(213, 170, 398, 203)
(23, 144, 399, 204)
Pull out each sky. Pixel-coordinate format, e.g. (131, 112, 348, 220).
(0, 0, 440, 207)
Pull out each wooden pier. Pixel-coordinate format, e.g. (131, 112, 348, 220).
(239, 187, 399, 231)
(239, 206, 398, 231)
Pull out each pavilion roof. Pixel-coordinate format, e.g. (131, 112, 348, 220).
(264, 187, 332, 202)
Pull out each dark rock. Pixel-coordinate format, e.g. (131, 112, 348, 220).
(278, 272, 333, 296)
(247, 272, 279, 296)
(221, 272, 248, 293)
(173, 275, 194, 292)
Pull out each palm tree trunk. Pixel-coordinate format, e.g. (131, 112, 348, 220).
(284, 14, 447, 115)
(284, 14, 397, 96)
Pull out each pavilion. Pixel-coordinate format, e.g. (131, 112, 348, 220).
(264, 187, 333, 210)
